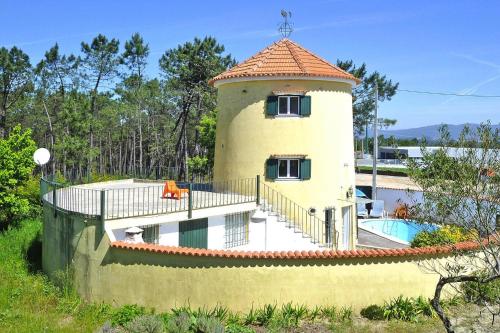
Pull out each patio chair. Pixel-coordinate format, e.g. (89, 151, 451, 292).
(161, 180, 189, 200)
(357, 203, 369, 218)
(369, 200, 386, 218)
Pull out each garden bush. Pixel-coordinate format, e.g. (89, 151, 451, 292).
(462, 272, 500, 304)
(111, 304, 147, 327)
(0, 125, 37, 226)
(165, 311, 192, 333)
(360, 304, 384, 320)
(382, 296, 434, 322)
(124, 314, 164, 333)
(195, 315, 225, 333)
(410, 225, 476, 248)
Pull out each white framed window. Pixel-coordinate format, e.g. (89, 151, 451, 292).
(278, 96, 300, 115)
(278, 159, 300, 179)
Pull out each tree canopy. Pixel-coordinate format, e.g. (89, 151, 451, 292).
(407, 123, 499, 333)
(337, 60, 399, 135)
(0, 34, 395, 181)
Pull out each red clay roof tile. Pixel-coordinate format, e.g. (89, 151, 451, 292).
(110, 241, 483, 260)
(209, 38, 360, 86)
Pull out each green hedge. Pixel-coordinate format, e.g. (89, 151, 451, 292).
(356, 166, 410, 177)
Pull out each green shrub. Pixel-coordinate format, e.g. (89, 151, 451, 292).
(166, 311, 192, 333)
(462, 274, 500, 304)
(243, 307, 257, 325)
(277, 303, 308, 328)
(383, 296, 418, 322)
(211, 305, 229, 322)
(0, 125, 37, 225)
(254, 304, 276, 326)
(411, 225, 476, 248)
(319, 305, 337, 321)
(16, 176, 42, 211)
(225, 323, 255, 333)
(125, 314, 164, 333)
(224, 311, 241, 326)
(360, 304, 384, 320)
(381, 296, 434, 322)
(195, 315, 225, 333)
(413, 296, 434, 317)
(193, 305, 229, 323)
(339, 306, 353, 322)
(439, 295, 464, 308)
(111, 304, 147, 327)
(307, 306, 321, 321)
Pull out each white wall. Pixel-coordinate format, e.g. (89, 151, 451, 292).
(159, 222, 179, 247)
(110, 209, 324, 251)
(376, 188, 423, 214)
(207, 215, 226, 249)
(112, 215, 236, 250)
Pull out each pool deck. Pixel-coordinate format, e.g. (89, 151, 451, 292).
(357, 228, 408, 249)
(356, 173, 421, 191)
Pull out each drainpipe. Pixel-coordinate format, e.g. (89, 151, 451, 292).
(188, 183, 193, 219)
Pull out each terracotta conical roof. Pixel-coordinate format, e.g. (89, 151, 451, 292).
(210, 38, 360, 86)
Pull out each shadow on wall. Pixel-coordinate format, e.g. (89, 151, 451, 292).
(101, 245, 441, 270)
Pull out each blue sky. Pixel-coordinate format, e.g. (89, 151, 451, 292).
(2, 0, 499, 129)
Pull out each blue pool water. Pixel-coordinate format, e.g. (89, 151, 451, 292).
(359, 219, 438, 244)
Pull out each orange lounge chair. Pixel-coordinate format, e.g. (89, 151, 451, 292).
(162, 180, 189, 200)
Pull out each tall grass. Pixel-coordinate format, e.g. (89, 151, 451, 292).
(0, 218, 111, 332)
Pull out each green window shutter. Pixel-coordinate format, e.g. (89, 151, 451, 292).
(300, 159, 311, 180)
(265, 159, 278, 180)
(179, 218, 208, 249)
(299, 96, 311, 116)
(266, 96, 278, 116)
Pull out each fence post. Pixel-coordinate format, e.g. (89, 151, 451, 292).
(188, 183, 193, 219)
(256, 175, 260, 205)
(53, 186, 57, 218)
(98, 190, 106, 239)
(100, 190, 106, 222)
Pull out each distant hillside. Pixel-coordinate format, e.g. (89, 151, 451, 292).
(377, 123, 500, 141)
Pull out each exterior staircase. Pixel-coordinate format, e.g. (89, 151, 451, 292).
(247, 182, 337, 250)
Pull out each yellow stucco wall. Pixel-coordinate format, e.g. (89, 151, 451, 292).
(91, 244, 447, 313)
(42, 207, 451, 314)
(213, 79, 357, 249)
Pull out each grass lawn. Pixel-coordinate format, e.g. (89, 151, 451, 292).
(0, 218, 110, 332)
(1, 218, 491, 333)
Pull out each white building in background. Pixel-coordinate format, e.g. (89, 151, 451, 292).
(378, 146, 489, 161)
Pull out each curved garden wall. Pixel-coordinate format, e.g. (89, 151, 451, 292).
(41, 198, 474, 312)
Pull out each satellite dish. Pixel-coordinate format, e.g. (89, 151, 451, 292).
(33, 148, 50, 166)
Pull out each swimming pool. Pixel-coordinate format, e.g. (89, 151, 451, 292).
(359, 218, 438, 244)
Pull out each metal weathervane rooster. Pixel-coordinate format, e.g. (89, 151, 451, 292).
(278, 10, 293, 38)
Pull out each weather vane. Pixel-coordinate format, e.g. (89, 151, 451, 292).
(278, 10, 293, 38)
